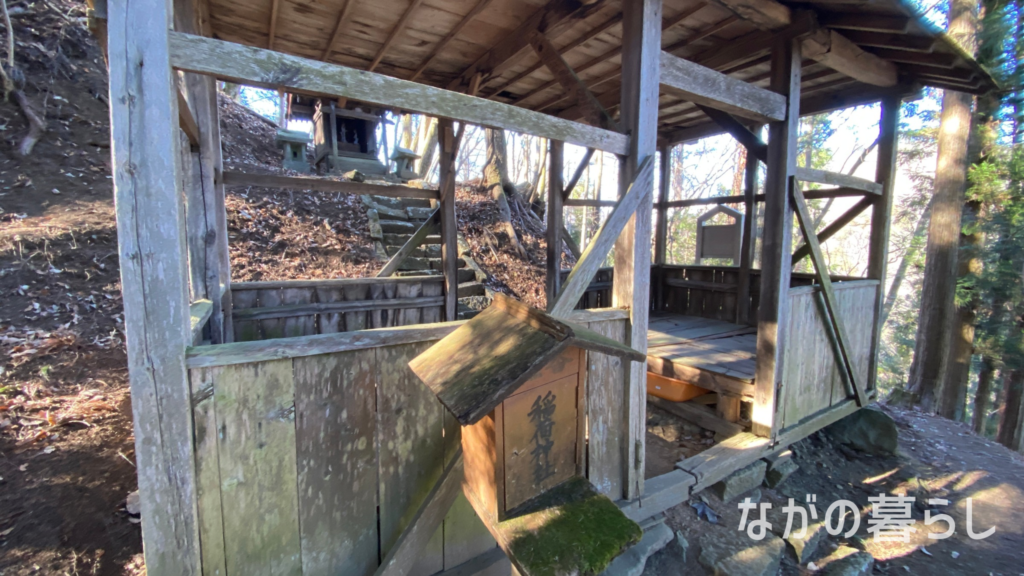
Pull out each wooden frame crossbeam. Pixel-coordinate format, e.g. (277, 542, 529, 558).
(168, 33, 629, 155)
(660, 51, 787, 123)
(549, 156, 654, 318)
(795, 166, 883, 194)
(791, 183, 868, 407)
(176, 87, 200, 147)
(377, 209, 441, 277)
(221, 171, 440, 200)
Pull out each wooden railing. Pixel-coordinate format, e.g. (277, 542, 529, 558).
(229, 276, 445, 341)
(185, 309, 632, 575)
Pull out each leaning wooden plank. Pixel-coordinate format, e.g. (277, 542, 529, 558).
(791, 196, 875, 265)
(550, 157, 654, 318)
(467, 476, 642, 576)
(791, 187, 868, 407)
(648, 394, 746, 437)
(586, 318, 627, 498)
(108, 0, 200, 571)
(222, 170, 440, 200)
(561, 148, 596, 201)
(168, 33, 630, 155)
(794, 166, 883, 194)
(377, 210, 440, 277)
(376, 451, 465, 576)
(295, 350, 378, 575)
(214, 360, 302, 574)
(659, 51, 786, 122)
(620, 469, 697, 522)
(186, 322, 465, 368)
(231, 296, 445, 321)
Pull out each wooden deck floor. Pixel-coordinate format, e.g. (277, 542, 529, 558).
(646, 313, 757, 396)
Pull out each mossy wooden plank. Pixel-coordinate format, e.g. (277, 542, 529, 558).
(378, 341, 445, 575)
(258, 287, 286, 339)
(585, 319, 626, 499)
(294, 351, 378, 576)
(411, 303, 568, 426)
(214, 359, 301, 575)
(231, 288, 260, 342)
(282, 287, 315, 337)
(343, 283, 370, 332)
(190, 367, 226, 576)
(469, 477, 641, 576)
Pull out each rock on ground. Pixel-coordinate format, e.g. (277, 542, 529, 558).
(714, 460, 767, 503)
(820, 548, 874, 576)
(698, 529, 784, 576)
(600, 520, 674, 576)
(824, 406, 898, 455)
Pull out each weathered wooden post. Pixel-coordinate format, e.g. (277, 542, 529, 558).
(108, 0, 200, 573)
(615, 0, 661, 500)
(546, 139, 564, 310)
(752, 37, 802, 438)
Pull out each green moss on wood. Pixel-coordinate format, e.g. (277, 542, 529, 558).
(504, 478, 642, 576)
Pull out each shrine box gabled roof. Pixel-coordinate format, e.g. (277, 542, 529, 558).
(410, 293, 645, 426)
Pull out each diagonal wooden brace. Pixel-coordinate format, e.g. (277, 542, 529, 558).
(791, 181, 868, 406)
(375, 449, 465, 576)
(549, 156, 654, 318)
(376, 208, 441, 278)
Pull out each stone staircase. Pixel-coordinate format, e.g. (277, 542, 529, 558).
(363, 194, 490, 319)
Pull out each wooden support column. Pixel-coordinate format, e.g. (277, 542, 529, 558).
(752, 38, 801, 439)
(438, 119, 459, 321)
(654, 145, 670, 266)
(736, 134, 760, 326)
(615, 0, 661, 500)
(108, 0, 200, 573)
(867, 94, 901, 392)
(546, 140, 565, 310)
(654, 145, 671, 311)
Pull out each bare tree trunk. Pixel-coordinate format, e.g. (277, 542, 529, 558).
(997, 369, 1024, 450)
(416, 117, 438, 178)
(484, 128, 527, 258)
(906, 5, 976, 413)
(881, 195, 936, 325)
(973, 355, 997, 435)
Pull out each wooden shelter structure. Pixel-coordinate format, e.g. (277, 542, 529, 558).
(96, 0, 995, 573)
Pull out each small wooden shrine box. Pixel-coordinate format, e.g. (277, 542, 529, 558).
(410, 294, 645, 521)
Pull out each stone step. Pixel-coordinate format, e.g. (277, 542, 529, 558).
(406, 206, 434, 220)
(457, 282, 486, 298)
(386, 244, 442, 259)
(373, 203, 409, 220)
(401, 198, 434, 209)
(458, 268, 476, 283)
(379, 219, 418, 234)
(371, 196, 405, 210)
(395, 270, 439, 277)
(383, 233, 441, 246)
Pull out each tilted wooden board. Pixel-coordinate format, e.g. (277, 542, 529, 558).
(659, 51, 787, 122)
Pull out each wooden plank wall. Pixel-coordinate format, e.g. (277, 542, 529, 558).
(559, 267, 615, 310)
(188, 311, 630, 575)
(230, 277, 446, 341)
(778, 280, 878, 429)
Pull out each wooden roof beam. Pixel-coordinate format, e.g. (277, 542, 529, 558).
(268, 0, 280, 49)
(659, 50, 786, 122)
(696, 104, 766, 161)
(818, 13, 909, 34)
(409, 0, 498, 81)
(531, 34, 618, 130)
(485, 12, 622, 99)
(707, 0, 898, 86)
(321, 0, 358, 61)
(519, 10, 725, 109)
(447, 0, 608, 92)
(369, 0, 427, 72)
